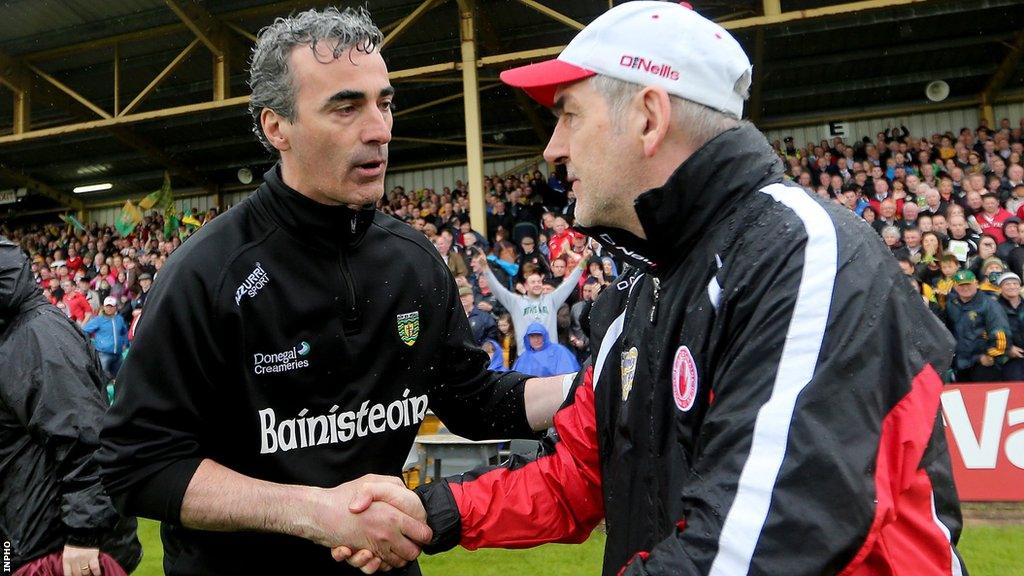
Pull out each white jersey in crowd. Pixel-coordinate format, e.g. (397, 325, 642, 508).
(483, 264, 585, 343)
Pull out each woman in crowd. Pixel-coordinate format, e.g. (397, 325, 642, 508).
(496, 312, 517, 369)
(968, 234, 1001, 279)
(862, 206, 877, 225)
(601, 256, 619, 281)
(916, 231, 946, 286)
(881, 226, 902, 254)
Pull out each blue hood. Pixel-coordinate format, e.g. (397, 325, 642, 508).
(512, 322, 579, 378)
(522, 322, 551, 351)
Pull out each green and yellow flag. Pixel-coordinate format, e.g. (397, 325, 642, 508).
(59, 213, 88, 233)
(139, 172, 173, 213)
(115, 200, 142, 237)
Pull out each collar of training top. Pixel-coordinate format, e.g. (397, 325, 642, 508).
(578, 123, 784, 275)
(258, 164, 376, 252)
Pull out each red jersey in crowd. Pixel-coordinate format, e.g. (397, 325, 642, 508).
(867, 197, 904, 219)
(548, 229, 583, 260)
(66, 255, 83, 272)
(63, 290, 92, 323)
(977, 208, 1013, 243)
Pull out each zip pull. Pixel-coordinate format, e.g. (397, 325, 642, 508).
(650, 277, 661, 324)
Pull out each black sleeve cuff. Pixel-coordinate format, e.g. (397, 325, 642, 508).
(65, 528, 104, 548)
(118, 457, 204, 523)
(415, 480, 462, 555)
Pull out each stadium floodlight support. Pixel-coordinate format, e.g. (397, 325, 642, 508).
(0, 47, 218, 197)
(515, 0, 585, 31)
(13, 88, 29, 134)
(119, 38, 202, 117)
(980, 29, 1024, 129)
(0, 164, 83, 212)
(756, 95, 981, 131)
(24, 62, 111, 120)
(382, 0, 445, 49)
(113, 43, 120, 116)
(1, 0, 1010, 188)
(162, 0, 249, 102)
(387, 151, 536, 175)
(457, 0, 488, 238)
(393, 83, 502, 119)
(472, 6, 556, 157)
(393, 136, 542, 153)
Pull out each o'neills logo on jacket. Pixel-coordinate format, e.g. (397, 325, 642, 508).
(258, 389, 429, 454)
(619, 55, 680, 80)
(235, 262, 270, 305)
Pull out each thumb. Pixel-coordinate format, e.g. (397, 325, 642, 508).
(348, 487, 374, 513)
(349, 482, 404, 513)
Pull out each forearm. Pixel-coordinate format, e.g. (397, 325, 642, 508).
(524, 374, 574, 430)
(484, 267, 515, 307)
(179, 458, 321, 541)
(419, 369, 602, 553)
(552, 265, 585, 305)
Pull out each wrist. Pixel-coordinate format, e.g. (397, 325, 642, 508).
(279, 485, 326, 542)
(65, 527, 104, 548)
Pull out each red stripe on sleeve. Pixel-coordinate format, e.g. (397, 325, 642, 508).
(450, 366, 605, 549)
(839, 364, 959, 576)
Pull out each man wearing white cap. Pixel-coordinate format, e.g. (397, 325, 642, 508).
(83, 296, 129, 380)
(997, 270, 1024, 380)
(342, 3, 966, 575)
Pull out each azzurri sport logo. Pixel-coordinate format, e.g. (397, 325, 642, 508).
(235, 261, 270, 305)
(253, 341, 311, 375)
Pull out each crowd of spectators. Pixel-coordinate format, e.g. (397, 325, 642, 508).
(778, 116, 1024, 382)
(0, 208, 217, 384)
(4, 116, 1024, 382)
(378, 169, 607, 373)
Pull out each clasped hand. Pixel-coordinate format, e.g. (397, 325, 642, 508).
(311, 474, 431, 573)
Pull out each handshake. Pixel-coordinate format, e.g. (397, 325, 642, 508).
(304, 474, 433, 574)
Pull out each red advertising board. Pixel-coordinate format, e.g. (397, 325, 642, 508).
(940, 383, 1024, 501)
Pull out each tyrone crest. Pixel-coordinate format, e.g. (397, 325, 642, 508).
(397, 311, 420, 346)
(620, 347, 638, 402)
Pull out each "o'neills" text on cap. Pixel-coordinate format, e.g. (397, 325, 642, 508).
(619, 55, 680, 80)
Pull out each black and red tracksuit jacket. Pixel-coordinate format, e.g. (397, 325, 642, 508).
(417, 124, 968, 575)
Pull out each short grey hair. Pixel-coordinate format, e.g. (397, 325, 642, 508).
(881, 225, 901, 239)
(589, 75, 744, 148)
(248, 7, 383, 152)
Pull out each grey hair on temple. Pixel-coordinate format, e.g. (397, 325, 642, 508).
(248, 6, 383, 153)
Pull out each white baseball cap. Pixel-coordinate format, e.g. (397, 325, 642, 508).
(103, 296, 118, 307)
(997, 271, 1021, 286)
(500, 1, 752, 118)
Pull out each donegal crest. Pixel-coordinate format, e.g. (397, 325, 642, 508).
(397, 311, 420, 346)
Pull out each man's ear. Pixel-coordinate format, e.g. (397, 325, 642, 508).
(637, 87, 673, 158)
(261, 108, 292, 152)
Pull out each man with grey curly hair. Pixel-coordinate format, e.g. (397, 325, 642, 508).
(98, 6, 569, 576)
(248, 6, 392, 207)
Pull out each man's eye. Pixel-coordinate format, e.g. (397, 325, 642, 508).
(380, 101, 396, 112)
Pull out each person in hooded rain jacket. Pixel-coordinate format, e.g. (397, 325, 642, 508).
(512, 322, 581, 378)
